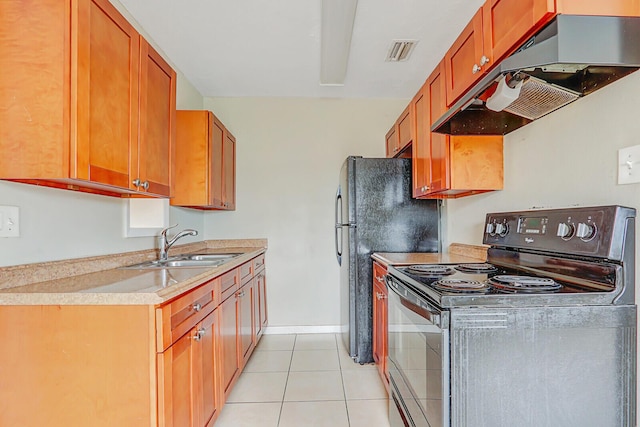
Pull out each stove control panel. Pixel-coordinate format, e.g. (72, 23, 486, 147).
(482, 205, 635, 261)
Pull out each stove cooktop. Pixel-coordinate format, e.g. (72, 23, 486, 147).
(389, 262, 620, 309)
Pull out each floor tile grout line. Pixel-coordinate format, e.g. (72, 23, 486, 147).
(276, 333, 297, 426)
(334, 333, 353, 427)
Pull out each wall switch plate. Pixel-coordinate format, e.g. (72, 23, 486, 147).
(618, 145, 640, 185)
(0, 205, 19, 237)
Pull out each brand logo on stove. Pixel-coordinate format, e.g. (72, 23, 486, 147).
(525, 237, 535, 243)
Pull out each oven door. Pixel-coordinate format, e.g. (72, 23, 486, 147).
(386, 274, 450, 427)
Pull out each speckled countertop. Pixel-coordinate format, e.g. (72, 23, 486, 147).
(372, 243, 488, 267)
(0, 239, 267, 306)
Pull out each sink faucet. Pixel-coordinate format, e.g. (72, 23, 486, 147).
(159, 225, 198, 261)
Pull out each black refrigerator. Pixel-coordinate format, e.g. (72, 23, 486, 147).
(335, 156, 440, 364)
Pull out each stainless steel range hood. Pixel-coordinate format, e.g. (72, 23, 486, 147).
(432, 15, 640, 135)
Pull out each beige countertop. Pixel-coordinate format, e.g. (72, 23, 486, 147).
(372, 243, 488, 267)
(0, 239, 266, 306)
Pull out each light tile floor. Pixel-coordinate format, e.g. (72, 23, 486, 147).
(215, 333, 391, 427)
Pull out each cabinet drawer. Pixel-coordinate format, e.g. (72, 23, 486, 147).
(240, 261, 253, 284)
(156, 279, 217, 352)
(253, 254, 265, 273)
(221, 268, 240, 302)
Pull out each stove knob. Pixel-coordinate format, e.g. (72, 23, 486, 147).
(576, 222, 596, 240)
(495, 223, 508, 236)
(556, 222, 575, 239)
(485, 223, 495, 235)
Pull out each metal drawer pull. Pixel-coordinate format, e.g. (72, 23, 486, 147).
(376, 276, 384, 283)
(192, 303, 202, 312)
(237, 290, 245, 298)
(376, 292, 387, 300)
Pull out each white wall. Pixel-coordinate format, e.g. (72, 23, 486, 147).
(0, 0, 205, 267)
(202, 97, 407, 329)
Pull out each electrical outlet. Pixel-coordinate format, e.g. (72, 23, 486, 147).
(0, 206, 20, 237)
(618, 145, 640, 185)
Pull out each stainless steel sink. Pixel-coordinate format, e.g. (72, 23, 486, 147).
(122, 253, 242, 269)
(185, 253, 241, 261)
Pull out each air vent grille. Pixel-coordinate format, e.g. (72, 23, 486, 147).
(386, 40, 417, 62)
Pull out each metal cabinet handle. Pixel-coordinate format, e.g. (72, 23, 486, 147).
(192, 303, 202, 312)
(480, 55, 490, 66)
(193, 328, 205, 341)
(376, 292, 387, 300)
(376, 276, 384, 283)
(472, 63, 481, 74)
(236, 290, 245, 298)
(132, 178, 149, 190)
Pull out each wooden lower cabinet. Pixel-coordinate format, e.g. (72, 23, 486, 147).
(0, 254, 267, 427)
(219, 286, 241, 400)
(372, 261, 389, 390)
(238, 279, 255, 367)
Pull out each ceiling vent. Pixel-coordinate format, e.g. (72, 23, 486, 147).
(386, 40, 417, 62)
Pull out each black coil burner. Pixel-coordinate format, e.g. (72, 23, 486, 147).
(488, 275, 562, 293)
(432, 279, 492, 293)
(405, 264, 456, 276)
(454, 263, 498, 273)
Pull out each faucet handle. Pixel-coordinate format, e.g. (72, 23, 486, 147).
(161, 224, 178, 237)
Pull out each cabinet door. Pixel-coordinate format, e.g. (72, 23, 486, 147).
(444, 8, 489, 106)
(252, 271, 268, 341)
(138, 37, 175, 197)
(485, 0, 555, 63)
(412, 83, 430, 198)
(385, 126, 398, 158)
(238, 281, 254, 367)
(219, 294, 239, 399)
(222, 132, 236, 210)
(211, 117, 225, 208)
(396, 105, 412, 152)
(199, 310, 220, 427)
(428, 62, 450, 194)
(159, 330, 196, 427)
(75, 0, 139, 188)
(258, 271, 268, 335)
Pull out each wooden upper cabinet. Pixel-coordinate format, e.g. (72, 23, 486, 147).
(0, 0, 175, 197)
(385, 105, 413, 158)
(412, 81, 431, 198)
(429, 62, 451, 195)
(485, 0, 555, 63)
(138, 38, 176, 197)
(223, 132, 236, 210)
(75, 0, 140, 190)
(172, 110, 236, 210)
(444, 8, 490, 106)
(556, 0, 640, 16)
(385, 126, 398, 158)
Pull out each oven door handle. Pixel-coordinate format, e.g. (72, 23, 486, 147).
(385, 274, 442, 327)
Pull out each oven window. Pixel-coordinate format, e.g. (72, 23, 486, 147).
(388, 287, 447, 427)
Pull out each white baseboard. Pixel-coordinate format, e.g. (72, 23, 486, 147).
(263, 325, 342, 335)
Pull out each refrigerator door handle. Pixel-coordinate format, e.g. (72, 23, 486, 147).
(335, 190, 343, 265)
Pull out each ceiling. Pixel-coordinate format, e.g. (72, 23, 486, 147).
(118, 0, 485, 99)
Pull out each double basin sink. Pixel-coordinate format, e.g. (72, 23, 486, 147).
(123, 253, 242, 269)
